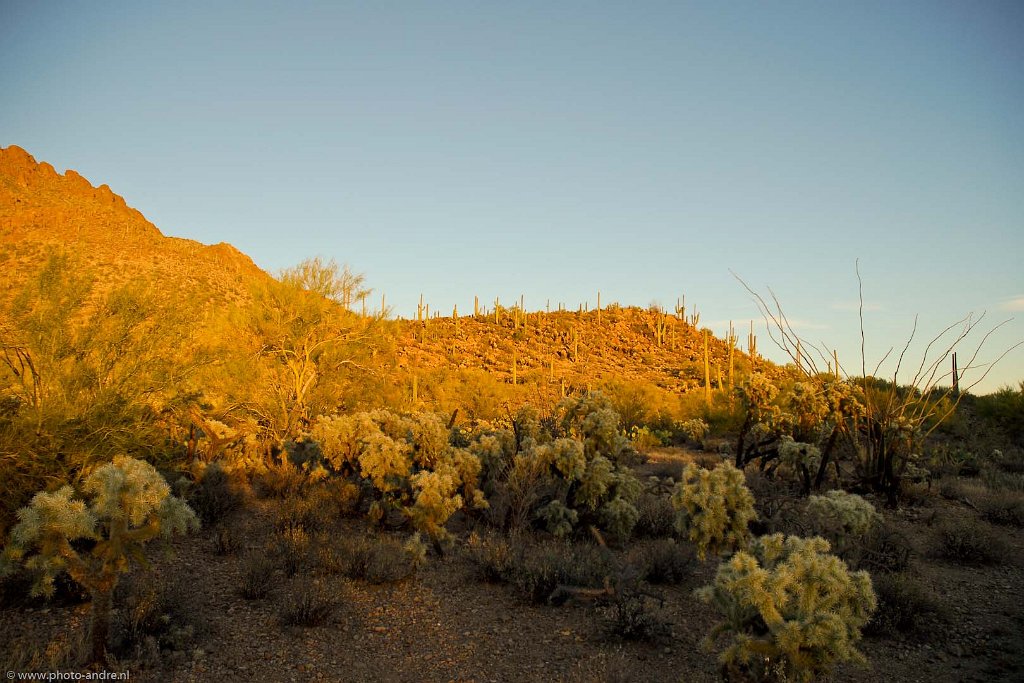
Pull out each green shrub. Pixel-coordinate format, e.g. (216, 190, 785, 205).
(697, 534, 876, 682)
(0, 456, 199, 665)
(671, 462, 756, 560)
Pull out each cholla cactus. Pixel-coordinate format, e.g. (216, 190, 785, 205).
(697, 534, 876, 682)
(1, 456, 198, 664)
(308, 409, 488, 542)
(408, 466, 463, 542)
(806, 491, 881, 545)
(536, 438, 586, 481)
(557, 392, 632, 462)
(600, 496, 639, 543)
(680, 418, 710, 444)
(671, 462, 756, 560)
(538, 500, 578, 537)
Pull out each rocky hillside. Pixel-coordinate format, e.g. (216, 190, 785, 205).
(0, 145, 271, 310)
(0, 145, 768, 410)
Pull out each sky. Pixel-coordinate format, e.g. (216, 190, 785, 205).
(2, 1, 1022, 394)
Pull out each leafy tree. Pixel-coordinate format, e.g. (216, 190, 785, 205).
(243, 259, 380, 439)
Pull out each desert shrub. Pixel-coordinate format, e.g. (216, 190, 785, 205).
(238, 552, 276, 600)
(976, 382, 1024, 447)
(697, 534, 876, 682)
(671, 462, 756, 560)
(0, 456, 199, 665)
(977, 490, 1024, 527)
(319, 533, 425, 584)
(981, 467, 1024, 492)
(274, 526, 312, 577)
(866, 572, 944, 636)
(185, 462, 248, 525)
(504, 539, 612, 604)
(600, 591, 671, 642)
(278, 578, 337, 627)
(847, 522, 912, 574)
(629, 539, 695, 585)
(930, 516, 1008, 565)
(466, 532, 515, 583)
(273, 491, 333, 534)
(990, 448, 1024, 474)
(110, 571, 205, 663)
(633, 492, 676, 538)
(628, 426, 663, 453)
(211, 520, 242, 556)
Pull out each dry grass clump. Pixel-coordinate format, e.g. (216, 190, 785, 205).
(278, 578, 338, 627)
(238, 552, 277, 600)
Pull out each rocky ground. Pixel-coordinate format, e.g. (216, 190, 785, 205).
(2, 450, 1022, 683)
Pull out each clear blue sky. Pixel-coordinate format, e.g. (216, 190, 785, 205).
(2, 1, 1022, 393)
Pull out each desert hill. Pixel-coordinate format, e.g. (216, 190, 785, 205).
(389, 304, 760, 417)
(0, 145, 271, 310)
(0, 145, 768, 421)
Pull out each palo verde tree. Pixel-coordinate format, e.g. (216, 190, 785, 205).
(243, 258, 381, 440)
(0, 253, 205, 534)
(0, 456, 199, 665)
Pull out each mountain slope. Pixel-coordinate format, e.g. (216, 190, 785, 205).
(0, 144, 271, 309)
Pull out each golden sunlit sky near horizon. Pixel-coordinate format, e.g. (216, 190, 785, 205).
(1, 1, 1022, 393)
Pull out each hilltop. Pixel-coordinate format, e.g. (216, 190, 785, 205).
(0, 145, 271, 310)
